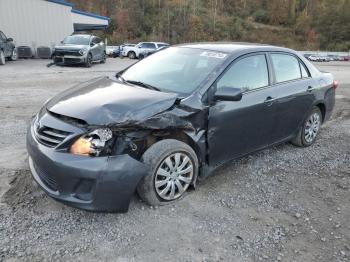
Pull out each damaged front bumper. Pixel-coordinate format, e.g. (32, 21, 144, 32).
(26, 120, 148, 212)
(53, 55, 87, 65)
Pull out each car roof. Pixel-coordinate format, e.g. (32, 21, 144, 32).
(70, 34, 93, 37)
(175, 42, 293, 54)
(140, 42, 168, 44)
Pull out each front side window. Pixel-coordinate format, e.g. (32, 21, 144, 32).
(142, 43, 156, 49)
(217, 54, 269, 91)
(271, 53, 301, 83)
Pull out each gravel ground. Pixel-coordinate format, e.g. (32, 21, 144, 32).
(0, 59, 349, 262)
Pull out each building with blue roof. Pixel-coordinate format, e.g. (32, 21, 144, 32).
(0, 0, 109, 52)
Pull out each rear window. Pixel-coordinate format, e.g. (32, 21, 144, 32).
(271, 53, 301, 83)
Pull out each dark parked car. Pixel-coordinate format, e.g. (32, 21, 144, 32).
(111, 46, 121, 58)
(52, 34, 106, 67)
(27, 43, 337, 212)
(0, 30, 17, 65)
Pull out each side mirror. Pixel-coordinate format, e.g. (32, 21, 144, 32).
(7, 38, 13, 42)
(90, 42, 95, 47)
(214, 87, 243, 101)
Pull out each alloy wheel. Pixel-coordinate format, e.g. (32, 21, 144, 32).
(155, 152, 193, 201)
(304, 112, 320, 143)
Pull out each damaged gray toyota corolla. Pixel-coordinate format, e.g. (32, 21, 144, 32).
(27, 43, 336, 212)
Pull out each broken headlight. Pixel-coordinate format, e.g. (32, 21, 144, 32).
(70, 128, 113, 156)
(79, 48, 88, 56)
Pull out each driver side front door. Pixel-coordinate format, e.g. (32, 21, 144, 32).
(208, 53, 277, 167)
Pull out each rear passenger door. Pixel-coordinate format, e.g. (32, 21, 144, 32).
(268, 52, 316, 141)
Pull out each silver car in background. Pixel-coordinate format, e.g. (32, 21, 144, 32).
(52, 34, 106, 67)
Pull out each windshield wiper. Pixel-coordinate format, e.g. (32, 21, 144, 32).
(125, 80, 160, 91)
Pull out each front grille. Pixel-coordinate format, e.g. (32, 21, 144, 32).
(54, 49, 82, 57)
(34, 163, 58, 191)
(35, 126, 71, 148)
(54, 57, 63, 63)
(64, 58, 82, 63)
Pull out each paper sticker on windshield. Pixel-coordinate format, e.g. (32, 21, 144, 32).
(200, 51, 227, 59)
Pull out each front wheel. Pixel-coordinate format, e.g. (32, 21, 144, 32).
(137, 139, 198, 206)
(9, 48, 17, 61)
(291, 107, 322, 147)
(0, 50, 5, 65)
(100, 52, 106, 63)
(85, 53, 92, 67)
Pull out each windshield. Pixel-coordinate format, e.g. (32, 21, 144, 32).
(121, 47, 228, 94)
(63, 35, 90, 45)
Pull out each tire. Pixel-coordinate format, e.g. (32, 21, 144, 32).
(137, 139, 198, 206)
(100, 52, 106, 63)
(291, 107, 322, 147)
(8, 48, 17, 61)
(0, 50, 5, 65)
(128, 51, 136, 59)
(139, 53, 144, 60)
(85, 53, 92, 68)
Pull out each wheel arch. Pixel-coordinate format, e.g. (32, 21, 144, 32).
(146, 129, 203, 166)
(314, 102, 326, 122)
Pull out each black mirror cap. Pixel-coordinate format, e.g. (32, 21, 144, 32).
(7, 38, 13, 42)
(214, 87, 243, 101)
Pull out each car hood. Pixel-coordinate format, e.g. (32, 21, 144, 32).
(46, 77, 179, 126)
(54, 44, 88, 51)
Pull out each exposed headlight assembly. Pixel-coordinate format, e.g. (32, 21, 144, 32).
(79, 48, 88, 55)
(70, 128, 113, 156)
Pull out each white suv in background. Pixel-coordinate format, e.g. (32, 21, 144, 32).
(121, 42, 169, 59)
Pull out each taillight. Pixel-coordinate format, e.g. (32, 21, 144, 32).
(333, 80, 339, 89)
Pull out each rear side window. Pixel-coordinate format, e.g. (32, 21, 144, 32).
(271, 53, 301, 83)
(217, 54, 269, 91)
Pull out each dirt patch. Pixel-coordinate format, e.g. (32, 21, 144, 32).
(1, 169, 38, 209)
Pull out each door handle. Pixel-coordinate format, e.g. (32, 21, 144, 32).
(307, 86, 317, 92)
(264, 96, 276, 105)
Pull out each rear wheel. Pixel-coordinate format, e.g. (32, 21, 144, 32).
(0, 50, 5, 65)
(291, 107, 322, 147)
(137, 139, 198, 206)
(128, 51, 136, 59)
